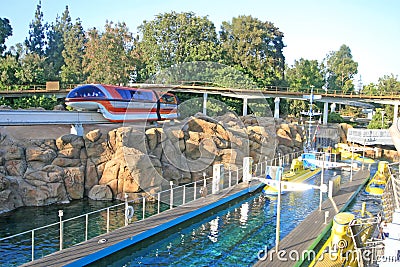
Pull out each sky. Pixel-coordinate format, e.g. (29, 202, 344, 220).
(1, 0, 399, 85)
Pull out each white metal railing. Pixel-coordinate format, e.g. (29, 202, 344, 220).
(383, 162, 400, 222)
(347, 128, 393, 146)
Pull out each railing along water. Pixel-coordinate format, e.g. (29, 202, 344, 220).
(0, 151, 302, 266)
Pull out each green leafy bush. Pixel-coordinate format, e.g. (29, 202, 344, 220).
(328, 112, 344, 123)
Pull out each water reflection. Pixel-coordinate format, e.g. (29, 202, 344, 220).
(208, 217, 219, 243)
(239, 202, 249, 226)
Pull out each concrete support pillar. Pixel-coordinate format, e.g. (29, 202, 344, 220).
(203, 93, 208, 115)
(330, 103, 336, 113)
(394, 103, 399, 124)
(368, 110, 373, 120)
(71, 123, 84, 136)
(323, 102, 329, 125)
(243, 97, 248, 116)
(212, 164, 224, 194)
(274, 97, 280, 119)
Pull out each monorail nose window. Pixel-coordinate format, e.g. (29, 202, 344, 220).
(67, 85, 106, 98)
(161, 94, 177, 104)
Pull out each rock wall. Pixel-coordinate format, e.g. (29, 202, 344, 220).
(0, 113, 306, 213)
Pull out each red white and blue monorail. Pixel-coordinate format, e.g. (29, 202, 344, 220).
(65, 84, 179, 122)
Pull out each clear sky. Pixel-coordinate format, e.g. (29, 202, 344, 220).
(2, 0, 399, 85)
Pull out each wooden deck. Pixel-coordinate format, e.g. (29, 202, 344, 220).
(254, 169, 370, 267)
(22, 182, 254, 267)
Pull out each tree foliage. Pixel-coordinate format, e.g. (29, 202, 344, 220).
(44, 7, 72, 81)
(0, 18, 13, 55)
(61, 17, 86, 84)
(220, 15, 285, 87)
(0, 55, 20, 88)
(367, 108, 390, 129)
(324, 44, 358, 94)
(25, 0, 46, 56)
(83, 21, 135, 84)
(285, 58, 324, 115)
(137, 11, 221, 81)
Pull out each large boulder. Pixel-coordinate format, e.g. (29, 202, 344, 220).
(64, 167, 85, 200)
(88, 185, 113, 200)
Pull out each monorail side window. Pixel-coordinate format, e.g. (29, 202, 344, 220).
(116, 89, 136, 100)
(133, 91, 154, 101)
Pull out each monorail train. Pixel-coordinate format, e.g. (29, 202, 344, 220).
(65, 84, 179, 122)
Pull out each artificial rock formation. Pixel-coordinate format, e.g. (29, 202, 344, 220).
(0, 113, 313, 213)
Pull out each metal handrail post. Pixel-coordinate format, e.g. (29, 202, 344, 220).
(157, 192, 161, 214)
(31, 230, 35, 261)
(228, 166, 232, 187)
(58, 210, 64, 251)
(106, 208, 110, 233)
(183, 185, 186, 204)
(85, 214, 88, 241)
(142, 197, 146, 220)
(170, 181, 174, 209)
(124, 193, 128, 226)
(194, 181, 197, 200)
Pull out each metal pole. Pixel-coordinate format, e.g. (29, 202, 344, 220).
(228, 166, 232, 187)
(319, 154, 325, 211)
(58, 210, 64, 251)
(85, 214, 88, 241)
(143, 197, 146, 220)
(350, 141, 354, 182)
(194, 182, 197, 200)
(362, 138, 366, 170)
(124, 193, 129, 226)
(170, 181, 174, 209)
(183, 185, 186, 204)
(107, 208, 110, 233)
(31, 230, 35, 261)
(157, 192, 161, 214)
(276, 167, 282, 251)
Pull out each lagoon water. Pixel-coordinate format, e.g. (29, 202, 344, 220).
(0, 166, 380, 266)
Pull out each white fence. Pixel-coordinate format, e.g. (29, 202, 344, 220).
(347, 128, 393, 146)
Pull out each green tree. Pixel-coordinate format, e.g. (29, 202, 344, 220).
(137, 11, 221, 80)
(220, 15, 285, 87)
(61, 17, 86, 84)
(16, 53, 46, 85)
(367, 108, 390, 129)
(285, 58, 324, 116)
(45, 7, 73, 81)
(0, 18, 13, 55)
(324, 44, 358, 94)
(377, 74, 400, 95)
(0, 54, 21, 89)
(361, 82, 378, 95)
(25, 0, 46, 56)
(83, 21, 135, 84)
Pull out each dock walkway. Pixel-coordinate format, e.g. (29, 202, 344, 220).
(23, 182, 253, 267)
(254, 169, 370, 267)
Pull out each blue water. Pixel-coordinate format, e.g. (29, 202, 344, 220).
(0, 166, 380, 267)
(91, 168, 379, 267)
